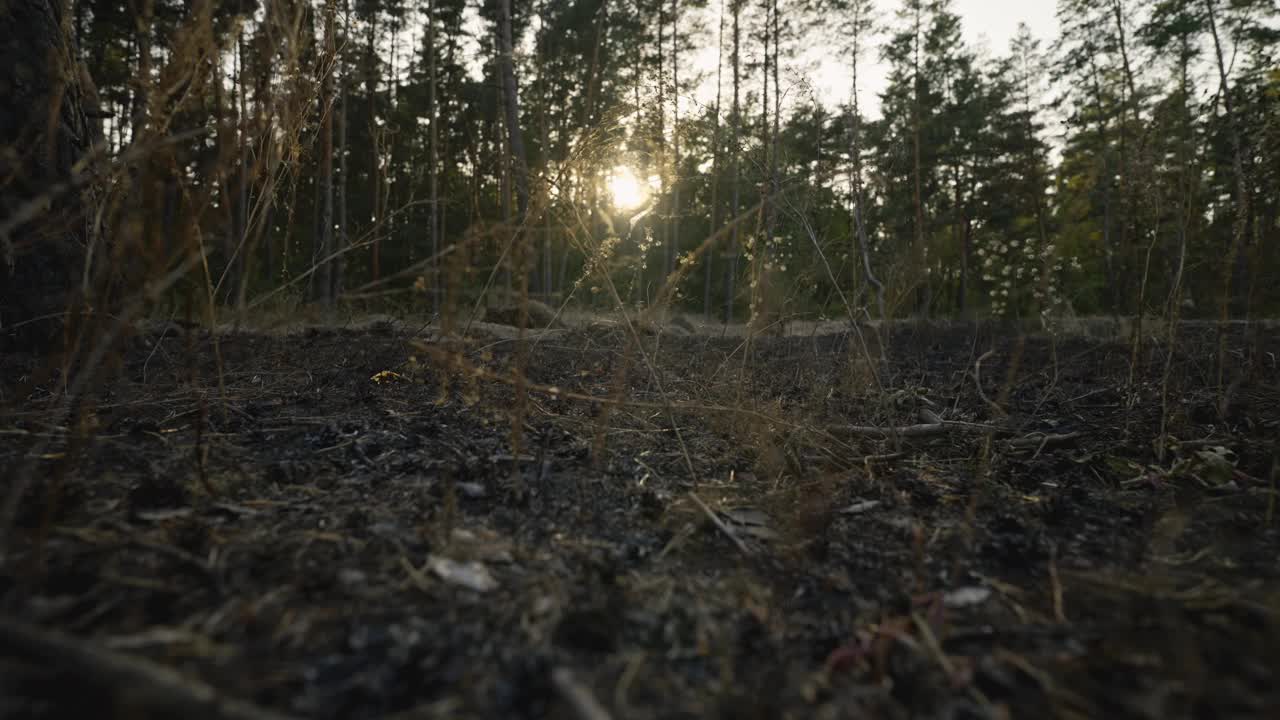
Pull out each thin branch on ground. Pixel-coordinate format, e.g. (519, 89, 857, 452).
(1007, 431, 1082, 453)
(0, 617, 302, 720)
(830, 420, 1005, 439)
(686, 491, 751, 556)
(973, 350, 1005, 418)
(551, 667, 614, 720)
(1050, 542, 1067, 623)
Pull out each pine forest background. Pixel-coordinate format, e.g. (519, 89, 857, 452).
(64, 0, 1280, 326)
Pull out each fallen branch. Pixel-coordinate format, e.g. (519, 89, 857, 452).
(551, 667, 614, 720)
(99, 520, 223, 593)
(832, 423, 1082, 458)
(0, 618, 301, 720)
(1007, 431, 1082, 451)
(830, 420, 1006, 439)
(687, 491, 751, 556)
(974, 350, 1006, 418)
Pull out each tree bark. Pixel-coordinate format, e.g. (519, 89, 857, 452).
(725, 0, 741, 324)
(910, 2, 929, 316)
(1203, 0, 1251, 389)
(1204, 0, 1248, 310)
(847, 0, 884, 322)
(656, 0, 669, 280)
(334, 0, 349, 304)
(497, 0, 529, 219)
(753, 0, 770, 327)
(704, 0, 726, 320)
(427, 0, 439, 310)
(0, 0, 101, 347)
(314, 0, 336, 306)
(668, 0, 682, 281)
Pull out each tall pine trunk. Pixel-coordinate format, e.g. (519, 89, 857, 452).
(498, 0, 529, 220)
(656, 1, 668, 284)
(1204, 0, 1251, 393)
(704, 0, 726, 320)
(725, 1, 741, 323)
(910, 2, 928, 316)
(427, 0, 439, 311)
(335, 0, 349, 302)
(315, 0, 336, 306)
(366, 6, 381, 283)
(847, 1, 884, 322)
(668, 0, 682, 283)
(0, 0, 101, 347)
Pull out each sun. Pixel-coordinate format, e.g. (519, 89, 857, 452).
(606, 166, 652, 210)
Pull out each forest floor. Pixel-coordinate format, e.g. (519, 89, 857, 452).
(2, 316, 1279, 720)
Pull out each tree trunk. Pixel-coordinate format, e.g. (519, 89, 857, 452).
(314, 0, 336, 306)
(668, 0, 682, 282)
(725, 1, 741, 324)
(910, 2, 929, 316)
(1204, 0, 1251, 390)
(497, 0, 529, 219)
(236, 33, 251, 304)
(427, 0, 439, 310)
(656, 0, 669, 282)
(848, 11, 884, 323)
(536, 0, 552, 297)
(366, 6, 381, 283)
(131, 0, 154, 142)
(0, 0, 102, 348)
(334, 0, 349, 304)
(1086, 54, 1119, 315)
(753, 0, 769, 327)
(704, 0, 725, 321)
(1204, 0, 1248, 312)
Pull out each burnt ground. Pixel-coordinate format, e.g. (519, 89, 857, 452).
(1, 318, 1279, 720)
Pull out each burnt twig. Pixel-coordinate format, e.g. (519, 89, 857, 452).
(687, 491, 751, 556)
(0, 617, 300, 720)
(551, 667, 614, 720)
(973, 350, 1005, 418)
(830, 420, 1005, 439)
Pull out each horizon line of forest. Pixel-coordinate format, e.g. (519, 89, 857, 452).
(68, 0, 1279, 325)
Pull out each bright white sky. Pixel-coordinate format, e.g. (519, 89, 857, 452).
(454, 0, 1062, 120)
(689, 0, 1061, 119)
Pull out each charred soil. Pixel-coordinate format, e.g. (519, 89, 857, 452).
(2, 319, 1278, 719)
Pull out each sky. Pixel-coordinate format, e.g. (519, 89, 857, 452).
(689, 0, 1061, 119)
(453, 0, 1064, 121)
